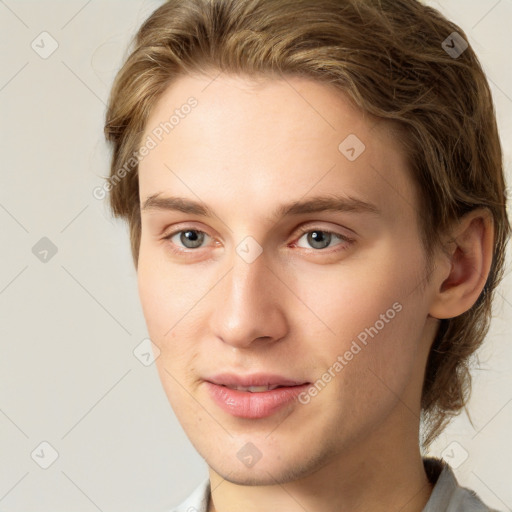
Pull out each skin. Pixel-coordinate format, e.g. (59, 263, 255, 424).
(136, 73, 493, 512)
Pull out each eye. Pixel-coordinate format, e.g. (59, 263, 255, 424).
(295, 229, 350, 250)
(166, 229, 211, 249)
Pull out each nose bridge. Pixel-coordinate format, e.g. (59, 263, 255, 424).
(210, 247, 287, 348)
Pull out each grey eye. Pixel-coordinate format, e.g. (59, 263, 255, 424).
(296, 230, 343, 250)
(308, 231, 331, 249)
(173, 230, 207, 249)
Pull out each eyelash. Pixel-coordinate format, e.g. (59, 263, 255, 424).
(293, 226, 353, 251)
(162, 225, 354, 255)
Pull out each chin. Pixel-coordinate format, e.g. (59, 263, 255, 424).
(202, 437, 333, 487)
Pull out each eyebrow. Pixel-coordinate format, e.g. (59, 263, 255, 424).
(141, 193, 380, 219)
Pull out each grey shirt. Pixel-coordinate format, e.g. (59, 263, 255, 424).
(170, 457, 500, 512)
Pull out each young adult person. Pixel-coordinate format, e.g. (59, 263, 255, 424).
(103, 1, 509, 510)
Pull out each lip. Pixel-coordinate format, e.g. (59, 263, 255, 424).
(205, 372, 308, 388)
(204, 373, 311, 419)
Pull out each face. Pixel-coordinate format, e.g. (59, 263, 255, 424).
(137, 73, 438, 485)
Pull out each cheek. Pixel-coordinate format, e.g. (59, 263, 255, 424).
(137, 243, 212, 387)
(137, 249, 187, 366)
(291, 240, 423, 336)
(137, 258, 202, 418)
(291, 240, 427, 392)
(137, 240, 199, 335)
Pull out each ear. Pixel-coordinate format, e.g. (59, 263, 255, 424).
(429, 208, 494, 320)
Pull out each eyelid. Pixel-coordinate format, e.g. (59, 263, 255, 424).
(291, 226, 354, 253)
(161, 223, 356, 253)
(162, 222, 212, 238)
(162, 224, 353, 239)
(293, 223, 355, 242)
(163, 226, 213, 247)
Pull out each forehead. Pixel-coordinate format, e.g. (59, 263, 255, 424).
(138, 73, 417, 227)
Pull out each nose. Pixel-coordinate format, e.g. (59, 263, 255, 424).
(209, 249, 289, 350)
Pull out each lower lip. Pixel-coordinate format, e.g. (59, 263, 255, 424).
(204, 382, 311, 419)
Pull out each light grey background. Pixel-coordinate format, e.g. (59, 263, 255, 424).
(0, 1, 511, 511)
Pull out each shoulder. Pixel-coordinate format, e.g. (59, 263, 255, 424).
(422, 457, 502, 512)
(168, 478, 210, 512)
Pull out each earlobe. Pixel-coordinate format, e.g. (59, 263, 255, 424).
(428, 209, 494, 320)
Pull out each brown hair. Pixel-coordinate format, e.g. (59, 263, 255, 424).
(104, 0, 510, 448)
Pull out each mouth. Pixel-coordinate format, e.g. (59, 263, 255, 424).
(203, 373, 311, 419)
(205, 372, 308, 388)
(220, 384, 286, 392)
